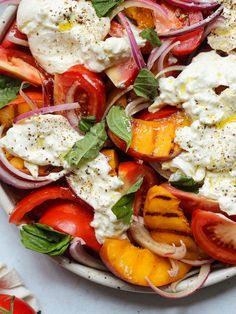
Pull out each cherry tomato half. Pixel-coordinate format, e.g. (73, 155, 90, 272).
(191, 210, 236, 265)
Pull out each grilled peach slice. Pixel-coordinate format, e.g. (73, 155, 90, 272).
(100, 238, 191, 287)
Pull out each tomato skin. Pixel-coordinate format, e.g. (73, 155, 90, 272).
(154, 3, 203, 56)
(135, 106, 179, 121)
(9, 186, 78, 225)
(171, 11, 204, 56)
(191, 210, 236, 265)
(0, 294, 36, 314)
(118, 161, 158, 215)
(161, 183, 221, 216)
(2, 20, 27, 49)
(0, 46, 41, 85)
(54, 65, 106, 121)
(39, 201, 101, 252)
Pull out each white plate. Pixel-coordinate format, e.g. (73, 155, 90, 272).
(1, 183, 236, 293)
(0, 4, 236, 295)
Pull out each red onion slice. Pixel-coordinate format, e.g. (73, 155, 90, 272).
(158, 6, 224, 38)
(157, 41, 180, 74)
(102, 85, 133, 119)
(147, 39, 175, 70)
(118, 13, 146, 69)
(19, 82, 38, 111)
(14, 102, 80, 123)
(69, 238, 107, 271)
(149, 162, 172, 179)
(129, 221, 186, 259)
(65, 82, 81, 129)
(125, 98, 151, 116)
(170, 269, 200, 292)
(168, 258, 179, 277)
(0, 150, 65, 182)
(155, 65, 186, 78)
(146, 263, 211, 298)
(0, 161, 50, 189)
(164, 0, 219, 10)
(180, 258, 214, 266)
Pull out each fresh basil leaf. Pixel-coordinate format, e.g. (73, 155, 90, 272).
(79, 115, 96, 133)
(20, 223, 72, 256)
(65, 121, 107, 168)
(170, 173, 200, 193)
(0, 75, 23, 109)
(134, 69, 159, 100)
(112, 177, 143, 224)
(140, 28, 162, 47)
(92, 0, 124, 17)
(106, 106, 132, 148)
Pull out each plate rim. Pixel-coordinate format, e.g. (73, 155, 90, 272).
(1, 182, 236, 294)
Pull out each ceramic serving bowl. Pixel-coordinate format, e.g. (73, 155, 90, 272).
(0, 4, 236, 295)
(1, 182, 236, 293)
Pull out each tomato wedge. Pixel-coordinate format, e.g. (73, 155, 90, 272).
(154, 3, 203, 56)
(9, 186, 78, 224)
(54, 65, 106, 121)
(0, 295, 36, 314)
(39, 201, 101, 252)
(161, 183, 220, 216)
(118, 161, 158, 215)
(135, 106, 179, 120)
(192, 210, 236, 265)
(2, 20, 27, 49)
(0, 46, 41, 85)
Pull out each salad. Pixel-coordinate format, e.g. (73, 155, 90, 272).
(0, 0, 235, 298)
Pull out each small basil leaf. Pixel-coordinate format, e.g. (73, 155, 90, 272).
(170, 173, 200, 193)
(79, 115, 96, 133)
(65, 121, 107, 168)
(106, 106, 132, 148)
(0, 75, 23, 109)
(134, 69, 159, 100)
(140, 28, 162, 47)
(20, 223, 72, 256)
(112, 177, 143, 224)
(91, 0, 124, 17)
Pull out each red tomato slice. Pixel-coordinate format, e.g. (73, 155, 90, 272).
(39, 201, 101, 252)
(9, 186, 78, 225)
(171, 12, 204, 56)
(191, 210, 236, 265)
(118, 161, 158, 215)
(161, 183, 220, 216)
(2, 20, 27, 49)
(0, 46, 41, 85)
(0, 294, 36, 314)
(54, 65, 106, 121)
(154, 3, 203, 56)
(135, 106, 179, 120)
(105, 57, 139, 88)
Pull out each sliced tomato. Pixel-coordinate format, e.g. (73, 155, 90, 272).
(161, 183, 220, 216)
(154, 3, 203, 56)
(2, 20, 27, 49)
(39, 201, 101, 252)
(192, 210, 236, 265)
(0, 294, 36, 314)
(135, 106, 179, 120)
(0, 46, 41, 85)
(54, 65, 106, 121)
(105, 57, 139, 88)
(118, 161, 158, 215)
(9, 186, 78, 224)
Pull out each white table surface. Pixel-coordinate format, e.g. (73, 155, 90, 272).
(0, 207, 236, 314)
